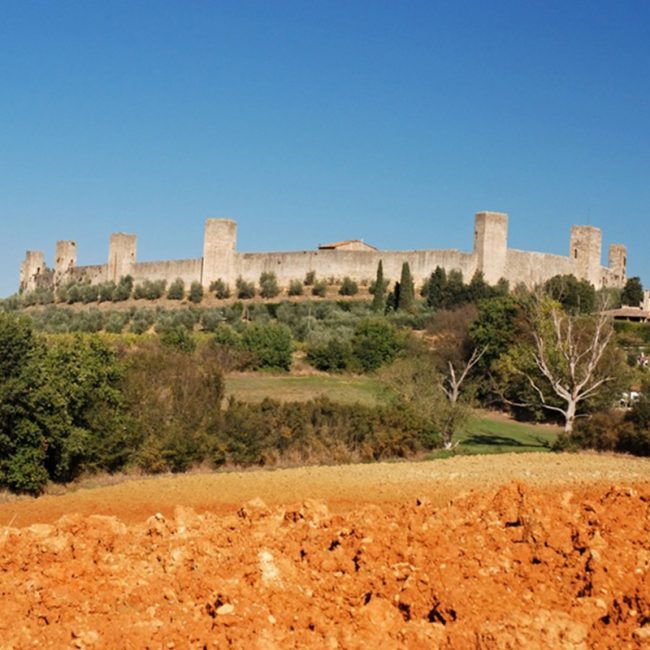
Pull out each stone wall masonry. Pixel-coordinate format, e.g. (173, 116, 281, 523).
(234, 249, 478, 288)
(132, 259, 203, 286)
(69, 265, 108, 285)
(505, 250, 577, 288)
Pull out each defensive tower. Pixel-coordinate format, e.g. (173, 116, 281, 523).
(607, 244, 627, 287)
(20, 250, 45, 293)
(55, 241, 77, 284)
(473, 211, 508, 285)
(570, 226, 602, 287)
(108, 233, 137, 283)
(201, 218, 237, 287)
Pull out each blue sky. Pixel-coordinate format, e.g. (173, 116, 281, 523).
(1, 0, 648, 297)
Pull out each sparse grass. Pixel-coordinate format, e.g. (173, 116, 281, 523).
(225, 373, 385, 407)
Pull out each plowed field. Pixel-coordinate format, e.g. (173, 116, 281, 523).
(1, 453, 649, 648)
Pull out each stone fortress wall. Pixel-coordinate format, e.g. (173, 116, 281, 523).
(19, 211, 628, 294)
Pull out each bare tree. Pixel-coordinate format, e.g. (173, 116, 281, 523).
(522, 298, 621, 433)
(441, 345, 487, 406)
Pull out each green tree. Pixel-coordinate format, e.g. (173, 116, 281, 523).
(167, 278, 185, 300)
(236, 277, 256, 299)
(423, 267, 447, 309)
(351, 319, 403, 372)
(210, 278, 231, 299)
(544, 274, 596, 314)
(371, 260, 387, 312)
(259, 272, 280, 299)
(339, 277, 359, 296)
(397, 262, 415, 312)
(241, 322, 293, 370)
(621, 277, 644, 307)
(499, 297, 627, 432)
(0, 315, 50, 493)
(188, 281, 204, 303)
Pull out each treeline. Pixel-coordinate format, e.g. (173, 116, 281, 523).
(0, 315, 434, 494)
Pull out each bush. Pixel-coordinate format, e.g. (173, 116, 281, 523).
(97, 282, 116, 302)
(259, 272, 280, 299)
(210, 279, 231, 299)
(189, 281, 204, 303)
(288, 280, 304, 296)
(339, 277, 359, 296)
(306, 338, 353, 372)
(351, 318, 404, 372)
(130, 308, 155, 334)
(241, 322, 293, 370)
(167, 278, 185, 300)
(160, 326, 196, 353)
(105, 311, 130, 333)
(304, 271, 316, 286)
(236, 277, 256, 299)
(312, 281, 327, 298)
(80, 283, 99, 304)
(113, 275, 133, 301)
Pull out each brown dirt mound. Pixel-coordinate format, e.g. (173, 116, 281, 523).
(2, 479, 649, 648)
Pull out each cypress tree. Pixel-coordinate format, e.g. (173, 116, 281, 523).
(371, 260, 387, 312)
(397, 262, 415, 312)
(425, 266, 447, 309)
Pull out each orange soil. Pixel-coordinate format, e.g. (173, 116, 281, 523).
(1, 453, 649, 648)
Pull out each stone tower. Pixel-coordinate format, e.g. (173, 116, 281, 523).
(54, 241, 77, 285)
(607, 244, 627, 287)
(20, 250, 46, 293)
(108, 233, 137, 283)
(474, 211, 508, 285)
(570, 226, 602, 287)
(201, 218, 237, 287)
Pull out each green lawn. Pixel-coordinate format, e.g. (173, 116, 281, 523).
(225, 373, 561, 455)
(225, 373, 386, 407)
(434, 413, 560, 458)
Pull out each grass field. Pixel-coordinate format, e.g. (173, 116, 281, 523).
(225, 373, 561, 456)
(225, 373, 386, 407)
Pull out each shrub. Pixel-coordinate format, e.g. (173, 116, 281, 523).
(80, 283, 99, 304)
(66, 283, 83, 304)
(97, 282, 116, 302)
(339, 277, 358, 296)
(312, 281, 327, 298)
(306, 338, 353, 372)
(236, 277, 256, 299)
(240, 322, 293, 370)
(130, 308, 155, 334)
(259, 272, 280, 299)
(304, 271, 316, 286)
(105, 311, 130, 333)
(167, 278, 185, 300)
(288, 280, 304, 296)
(189, 281, 204, 303)
(351, 318, 404, 372)
(210, 279, 231, 299)
(113, 275, 133, 301)
(160, 326, 196, 353)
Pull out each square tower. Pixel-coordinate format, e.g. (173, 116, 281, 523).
(108, 233, 137, 283)
(570, 226, 602, 287)
(202, 218, 237, 287)
(474, 211, 508, 285)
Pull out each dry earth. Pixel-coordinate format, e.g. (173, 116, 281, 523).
(1, 453, 649, 648)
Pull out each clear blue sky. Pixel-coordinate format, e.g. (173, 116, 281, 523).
(1, 0, 649, 297)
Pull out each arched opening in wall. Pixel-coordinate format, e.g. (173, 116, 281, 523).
(573, 248, 578, 259)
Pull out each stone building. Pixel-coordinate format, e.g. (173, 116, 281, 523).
(19, 211, 627, 294)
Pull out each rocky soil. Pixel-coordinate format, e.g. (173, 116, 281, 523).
(1, 453, 649, 648)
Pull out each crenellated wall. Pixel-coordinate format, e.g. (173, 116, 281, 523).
(18, 211, 629, 294)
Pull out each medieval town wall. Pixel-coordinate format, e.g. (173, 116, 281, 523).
(234, 249, 476, 288)
(131, 259, 203, 285)
(504, 249, 577, 288)
(18, 211, 629, 294)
